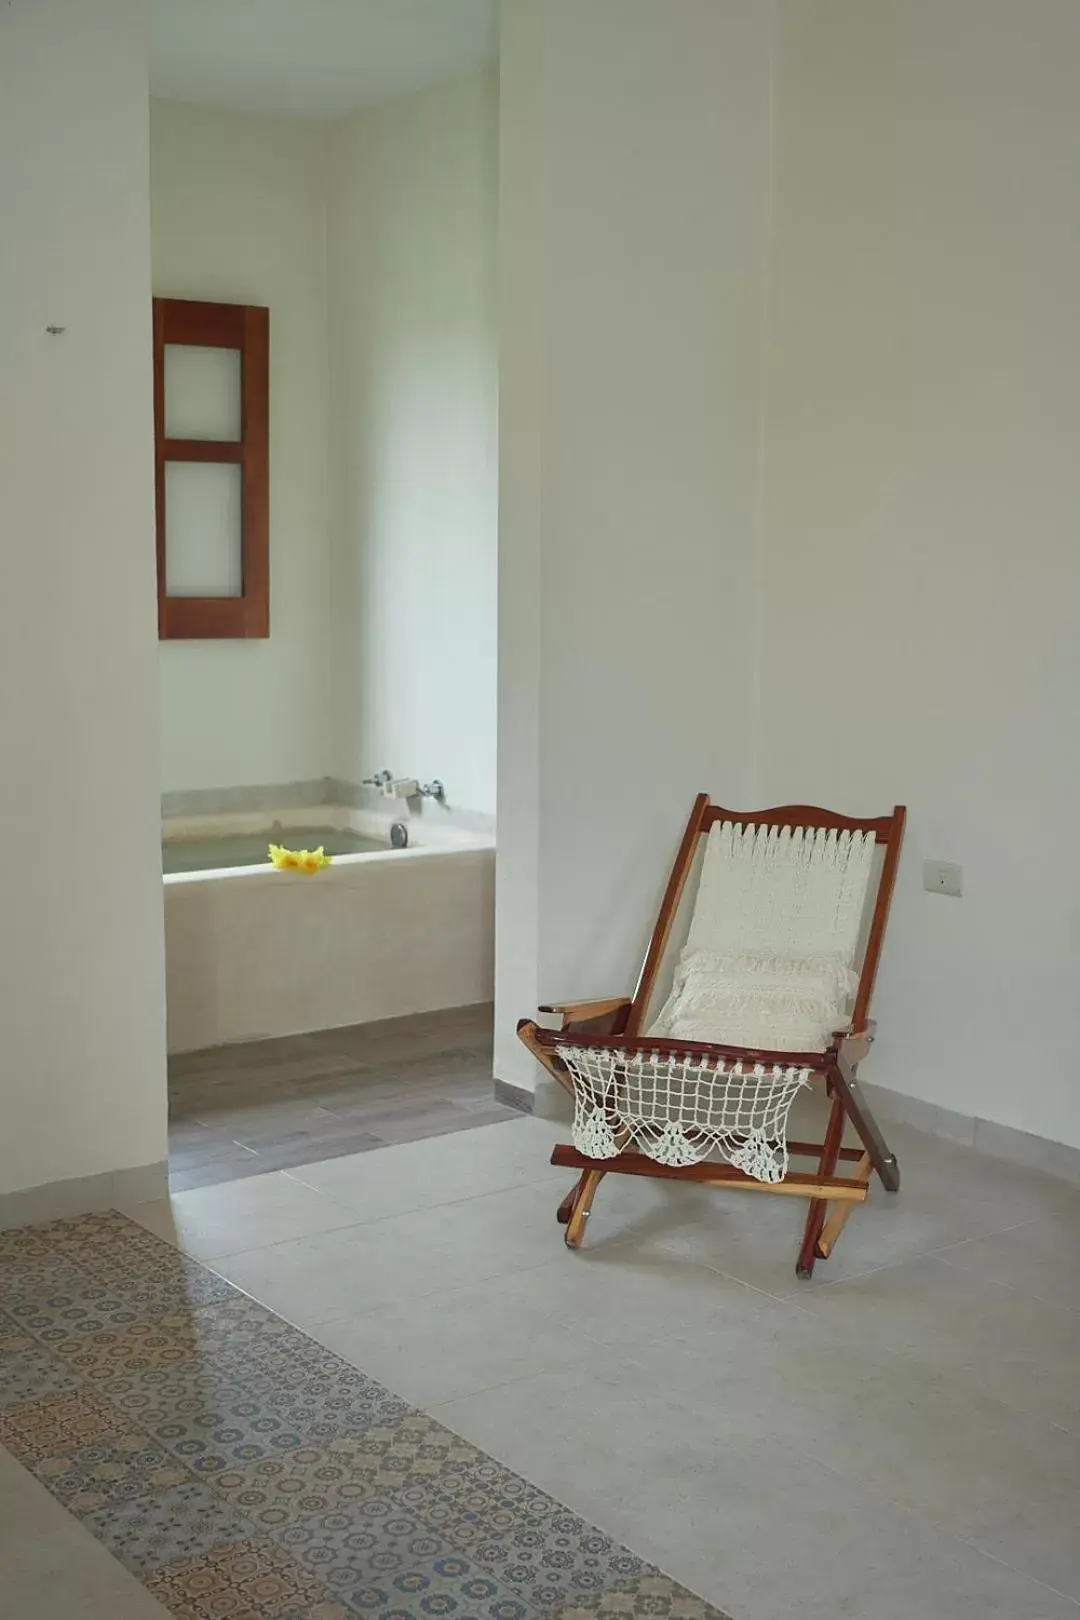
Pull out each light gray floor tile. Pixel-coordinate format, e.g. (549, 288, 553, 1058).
(889, 1128, 1079, 1227)
(0, 1445, 171, 1619)
(123, 1170, 360, 1260)
(208, 1220, 459, 1325)
(285, 1115, 566, 1222)
(649, 1452, 1080, 1620)
(117, 1049, 1080, 1615)
(672, 1300, 1080, 1600)
(797, 1252, 1080, 1435)
(433, 1348, 757, 1474)
(936, 1213, 1080, 1314)
(434, 1368, 1080, 1620)
(375, 1176, 593, 1280)
(606, 1442, 1080, 1620)
(569, 1147, 1051, 1297)
(793, 1248, 1030, 1355)
(212, 1179, 576, 1326)
(307, 1277, 600, 1405)
(488, 1237, 802, 1349)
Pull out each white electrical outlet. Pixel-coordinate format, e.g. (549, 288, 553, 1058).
(923, 859, 963, 898)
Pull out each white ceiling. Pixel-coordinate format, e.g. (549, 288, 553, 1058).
(150, 0, 498, 120)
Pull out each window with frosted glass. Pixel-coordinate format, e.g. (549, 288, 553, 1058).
(153, 298, 269, 640)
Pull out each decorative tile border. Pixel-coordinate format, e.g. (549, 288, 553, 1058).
(0, 1211, 730, 1620)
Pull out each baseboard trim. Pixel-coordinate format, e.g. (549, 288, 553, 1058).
(0, 1161, 168, 1233)
(861, 1081, 1080, 1187)
(494, 1078, 534, 1114)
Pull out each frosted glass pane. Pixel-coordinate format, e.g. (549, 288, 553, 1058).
(165, 462, 243, 597)
(164, 344, 241, 440)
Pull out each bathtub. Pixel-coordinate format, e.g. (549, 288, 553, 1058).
(163, 806, 494, 1053)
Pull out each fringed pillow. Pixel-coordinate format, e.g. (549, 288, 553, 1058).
(648, 950, 858, 1053)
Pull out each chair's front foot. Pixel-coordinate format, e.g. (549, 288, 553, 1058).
(563, 1169, 604, 1248)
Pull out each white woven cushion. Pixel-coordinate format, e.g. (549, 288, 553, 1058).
(648, 949, 859, 1053)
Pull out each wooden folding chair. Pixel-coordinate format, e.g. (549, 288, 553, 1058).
(519, 796, 905, 1278)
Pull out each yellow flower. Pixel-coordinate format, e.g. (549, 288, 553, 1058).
(268, 843, 331, 874)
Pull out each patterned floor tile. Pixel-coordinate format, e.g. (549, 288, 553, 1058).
(148, 1384, 307, 1476)
(8, 1282, 146, 1345)
(54, 1313, 203, 1381)
(92, 1249, 236, 1311)
(0, 1388, 125, 1463)
(82, 1477, 254, 1573)
(554, 1577, 728, 1620)
(143, 1535, 348, 1619)
(275, 1495, 450, 1594)
(264, 1367, 410, 1444)
(35, 1430, 189, 1514)
(397, 1454, 549, 1525)
(2, 1209, 725, 1620)
(0, 1343, 81, 1409)
(325, 1414, 485, 1495)
(194, 1297, 319, 1378)
(0, 1253, 91, 1307)
(373, 1451, 651, 1611)
(98, 1358, 282, 1425)
(51, 1295, 289, 1380)
(457, 1508, 647, 1613)
(0, 1312, 36, 1358)
(79, 1360, 307, 1476)
(0, 1218, 88, 1264)
(214, 1446, 383, 1530)
(21, 1211, 164, 1271)
(344, 1549, 535, 1620)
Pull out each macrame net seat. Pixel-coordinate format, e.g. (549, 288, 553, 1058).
(557, 1045, 811, 1182)
(557, 822, 876, 1185)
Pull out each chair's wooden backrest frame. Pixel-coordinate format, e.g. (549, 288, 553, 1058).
(625, 797, 906, 1040)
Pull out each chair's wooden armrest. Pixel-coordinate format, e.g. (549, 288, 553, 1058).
(537, 996, 633, 1036)
(538, 996, 631, 1022)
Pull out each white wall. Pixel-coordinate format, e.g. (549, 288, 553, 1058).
(151, 100, 332, 794)
(151, 84, 499, 817)
(0, 0, 167, 1194)
(328, 69, 499, 820)
(495, 0, 775, 1091)
(760, 0, 1080, 1150)
(498, 0, 1080, 1153)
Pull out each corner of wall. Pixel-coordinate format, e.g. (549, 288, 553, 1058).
(748, 0, 781, 810)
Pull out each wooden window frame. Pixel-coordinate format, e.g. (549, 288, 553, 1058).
(153, 297, 270, 639)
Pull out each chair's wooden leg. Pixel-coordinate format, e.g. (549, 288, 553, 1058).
(564, 1170, 604, 1250)
(556, 1175, 584, 1226)
(796, 1093, 845, 1278)
(830, 1055, 900, 1193)
(558, 1124, 633, 1225)
(816, 1152, 871, 1259)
